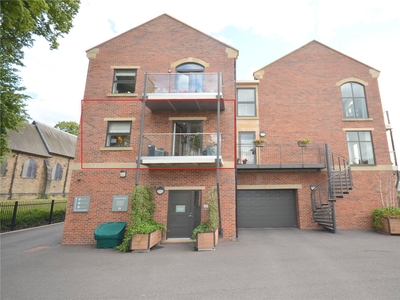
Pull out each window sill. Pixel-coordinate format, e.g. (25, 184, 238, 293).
(100, 147, 133, 151)
(342, 118, 373, 122)
(106, 93, 138, 97)
(237, 116, 259, 119)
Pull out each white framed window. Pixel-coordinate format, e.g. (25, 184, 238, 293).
(21, 158, 37, 178)
(237, 88, 256, 117)
(52, 163, 63, 180)
(112, 69, 137, 94)
(105, 122, 132, 147)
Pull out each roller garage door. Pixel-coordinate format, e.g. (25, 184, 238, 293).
(237, 190, 297, 228)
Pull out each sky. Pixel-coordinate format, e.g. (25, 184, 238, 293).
(19, 0, 400, 165)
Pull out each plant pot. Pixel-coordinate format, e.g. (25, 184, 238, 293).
(195, 228, 218, 251)
(129, 229, 162, 252)
(297, 142, 308, 147)
(380, 218, 400, 235)
(255, 142, 265, 147)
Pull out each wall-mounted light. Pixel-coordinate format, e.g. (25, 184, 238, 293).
(168, 68, 171, 73)
(156, 186, 165, 195)
(120, 170, 127, 178)
(310, 184, 316, 191)
(259, 131, 266, 137)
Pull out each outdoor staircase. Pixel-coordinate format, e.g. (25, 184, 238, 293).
(311, 145, 353, 233)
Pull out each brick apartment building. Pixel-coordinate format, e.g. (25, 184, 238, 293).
(62, 14, 398, 245)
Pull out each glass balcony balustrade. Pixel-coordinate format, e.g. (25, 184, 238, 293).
(139, 133, 223, 166)
(144, 73, 224, 111)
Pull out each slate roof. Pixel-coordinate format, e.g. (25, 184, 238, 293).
(8, 121, 77, 158)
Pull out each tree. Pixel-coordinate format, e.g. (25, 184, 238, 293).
(55, 121, 79, 136)
(0, 0, 81, 162)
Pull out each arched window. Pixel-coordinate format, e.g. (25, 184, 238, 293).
(21, 158, 37, 179)
(341, 82, 368, 118)
(176, 63, 205, 93)
(0, 162, 7, 177)
(52, 163, 63, 180)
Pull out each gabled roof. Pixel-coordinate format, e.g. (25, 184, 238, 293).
(253, 40, 379, 78)
(8, 121, 77, 158)
(34, 121, 77, 158)
(86, 13, 239, 56)
(8, 123, 50, 157)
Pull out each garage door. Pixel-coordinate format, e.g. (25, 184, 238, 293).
(237, 190, 297, 228)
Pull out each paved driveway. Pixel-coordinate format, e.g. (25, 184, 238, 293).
(1, 225, 400, 300)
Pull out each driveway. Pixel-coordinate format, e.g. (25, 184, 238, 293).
(1, 225, 400, 300)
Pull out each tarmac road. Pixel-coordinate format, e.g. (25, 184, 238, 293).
(1, 224, 400, 300)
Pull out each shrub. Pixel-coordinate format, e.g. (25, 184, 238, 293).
(116, 185, 166, 252)
(370, 206, 400, 229)
(191, 188, 219, 239)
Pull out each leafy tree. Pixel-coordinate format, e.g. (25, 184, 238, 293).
(55, 121, 79, 136)
(0, 0, 81, 162)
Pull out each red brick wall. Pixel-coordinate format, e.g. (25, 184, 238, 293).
(63, 15, 237, 244)
(257, 41, 391, 166)
(62, 169, 236, 244)
(236, 41, 395, 231)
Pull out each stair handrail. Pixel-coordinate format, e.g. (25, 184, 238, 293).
(311, 145, 352, 212)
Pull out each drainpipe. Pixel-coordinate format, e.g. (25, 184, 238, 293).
(135, 72, 148, 186)
(216, 72, 223, 237)
(8, 153, 19, 200)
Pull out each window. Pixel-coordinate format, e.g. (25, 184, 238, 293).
(21, 158, 37, 178)
(105, 122, 131, 147)
(341, 82, 368, 118)
(0, 162, 7, 177)
(237, 88, 256, 117)
(176, 63, 205, 93)
(52, 163, 63, 180)
(112, 69, 137, 94)
(346, 131, 375, 165)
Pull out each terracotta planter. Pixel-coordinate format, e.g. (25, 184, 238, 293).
(380, 218, 400, 235)
(129, 229, 162, 252)
(195, 229, 218, 251)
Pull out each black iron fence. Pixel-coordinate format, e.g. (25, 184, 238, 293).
(0, 200, 67, 233)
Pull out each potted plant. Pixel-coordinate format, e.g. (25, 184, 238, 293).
(253, 138, 266, 147)
(116, 185, 166, 252)
(237, 158, 241, 164)
(297, 138, 310, 147)
(242, 158, 248, 164)
(192, 188, 219, 251)
(370, 206, 400, 235)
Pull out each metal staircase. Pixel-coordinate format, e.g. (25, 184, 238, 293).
(310, 145, 353, 233)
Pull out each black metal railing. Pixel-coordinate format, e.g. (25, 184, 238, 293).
(236, 143, 326, 167)
(310, 145, 353, 232)
(0, 200, 67, 232)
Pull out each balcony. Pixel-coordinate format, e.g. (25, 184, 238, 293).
(139, 133, 223, 167)
(237, 143, 326, 170)
(144, 73, 224, 111)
